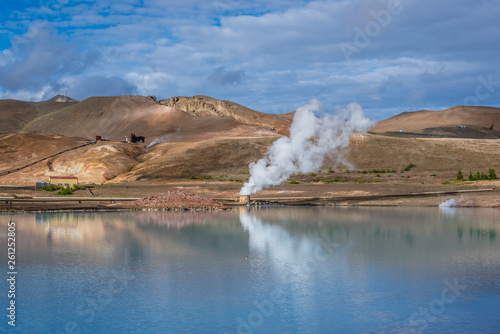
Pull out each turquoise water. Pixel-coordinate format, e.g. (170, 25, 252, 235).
(1, 207, 499, 333)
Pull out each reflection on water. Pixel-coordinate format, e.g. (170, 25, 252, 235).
(1, 207, 499, 333)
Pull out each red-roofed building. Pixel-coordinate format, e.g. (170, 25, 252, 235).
(49, 176, 79, 187)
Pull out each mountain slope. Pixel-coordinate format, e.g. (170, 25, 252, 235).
(20, 95, 291, 141)
(371, 106, 500, 137)
(0, 98, 78, 132)
(160, 95, 294, 135)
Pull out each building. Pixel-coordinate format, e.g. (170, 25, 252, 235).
(129, 133, 145, 143)
(49, 176, 78, 187)
(35, 181, 50, 189)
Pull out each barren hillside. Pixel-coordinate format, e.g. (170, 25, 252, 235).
(0, 97, 78, 132)
(18, 95, 292, 141)
(371, 106, 500, 137)
(1, 95, 499, 190)
(160, 95, 294, 135)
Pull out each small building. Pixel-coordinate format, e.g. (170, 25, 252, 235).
(130, 133, 145, 143)
(49, 176, 78, 187)
(35, 181, 50, 189)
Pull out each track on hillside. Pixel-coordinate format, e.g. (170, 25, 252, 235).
(0, 140, 96, 177)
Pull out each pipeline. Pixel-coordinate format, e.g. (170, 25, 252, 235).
(0, 140, 96, 177)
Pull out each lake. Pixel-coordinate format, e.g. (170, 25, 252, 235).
(1, 207, 499, 333)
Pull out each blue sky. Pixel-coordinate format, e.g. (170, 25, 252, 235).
(1, 0, 499, 120)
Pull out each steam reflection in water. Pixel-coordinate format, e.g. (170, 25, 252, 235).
(0, 207, 499, 333)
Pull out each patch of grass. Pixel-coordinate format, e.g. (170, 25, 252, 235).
(367, 169, 397, 174)
(309, 172, 316, 177)
(323, 177, 347, 183)
(327, 168, 334, 174)
(430, 174, 437, 177)
(42, 184, 56, 191)
(190, 175, 212, 180)
(56, 186, 74, 196)
(289, 180, 299, 184)
(403, 163, 416, 172)
(127, 166, 134, 172)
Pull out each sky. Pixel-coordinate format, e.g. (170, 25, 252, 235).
(0, 0, 499, 120)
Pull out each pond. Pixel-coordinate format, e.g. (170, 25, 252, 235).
(1, 207, 499, 333)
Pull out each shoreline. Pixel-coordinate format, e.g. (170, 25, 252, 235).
(1, 187, 498, 213)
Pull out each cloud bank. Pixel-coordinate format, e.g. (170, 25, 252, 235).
(1, 0, 499, 118)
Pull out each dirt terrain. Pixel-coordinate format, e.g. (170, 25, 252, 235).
(1, 95, 499, 210)
(371, 106, 500, 138)
(118, 191, 227, 210)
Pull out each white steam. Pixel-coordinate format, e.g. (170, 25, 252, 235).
(240, 99, 373, 196)
(145, 128, 181, 152)
(439, 197, 472, 208)
(439, 198, 458, 208)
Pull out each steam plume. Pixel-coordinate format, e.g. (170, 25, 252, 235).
(145, 128, 181, 152)
(240, 99, 373, 196)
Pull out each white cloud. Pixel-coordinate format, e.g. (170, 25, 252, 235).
(1, 0, 499, 118)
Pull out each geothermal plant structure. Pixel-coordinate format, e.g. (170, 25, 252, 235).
(239, 195, 250, 204)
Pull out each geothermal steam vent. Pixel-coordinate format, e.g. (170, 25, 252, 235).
(240, 98, 373, 196)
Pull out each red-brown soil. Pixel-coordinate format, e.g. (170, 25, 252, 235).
(119, 190, 227, 210)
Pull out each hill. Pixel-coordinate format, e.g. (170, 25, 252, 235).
(1, 96, 499, 195)
(16, 95, 292, 141)
(0, 95, 291, 184)
(0, 97, 78, 132)
(371, 106, 500, 138)
(160, 95, 294, 135)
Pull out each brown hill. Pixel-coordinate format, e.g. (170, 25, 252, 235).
(20, 95, 291, 141)
(160, 95, 294, 135)
(0, 98, 78, 132)
(371, 106, 500, 138)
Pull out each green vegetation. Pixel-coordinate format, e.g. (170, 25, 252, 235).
(327, 168, 334, 174)
(323, 176, 347, 183)
(56, 186, 74, 196)
(42, 184, 56, 191)
(430, 174, 437, 177)
(489, 168, 497, 180)
(190, 175, 212, 180)
(289, 180, 299, 184)
(463, 168, 497, 181)
(456, 170, 463, 181)
(403, 163, 416, 172)
(371, 169, 396, 174)
(309, 172, 316, 177)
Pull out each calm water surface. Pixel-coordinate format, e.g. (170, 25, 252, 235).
(1, 207, 499, 333)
